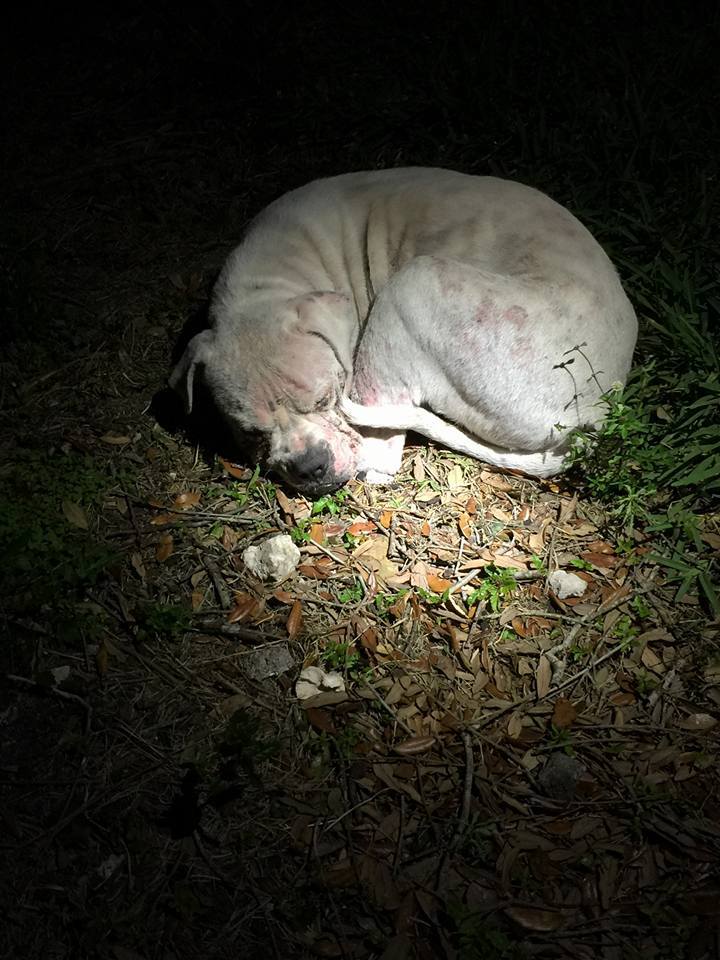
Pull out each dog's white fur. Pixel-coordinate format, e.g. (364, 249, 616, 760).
(170, 168, 637, 494)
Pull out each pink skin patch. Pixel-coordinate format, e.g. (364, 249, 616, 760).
(351, 358, 411, 410)
(350, 361, 383, 406)
(473, 300, 529, 329)
(473, 299, 497, 325)
(504, 305, 529, 328)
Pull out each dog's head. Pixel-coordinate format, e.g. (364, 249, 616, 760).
(170, 291, 362, 495)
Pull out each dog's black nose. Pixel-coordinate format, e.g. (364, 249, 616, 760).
(290, 445, 330, 484)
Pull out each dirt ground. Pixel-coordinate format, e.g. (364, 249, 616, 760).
(2, 4, 719, 959)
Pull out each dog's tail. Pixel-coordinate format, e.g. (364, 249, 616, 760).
(340, 398, 566, 479)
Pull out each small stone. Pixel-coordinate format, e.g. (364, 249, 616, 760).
(242, 534, 300, 581)
(538, 752, 585, 801)
(242, 643, 295, 680)
(549, 570, 588, 599)
(295, 666, 346, 700)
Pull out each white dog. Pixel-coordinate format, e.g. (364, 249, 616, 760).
(170, 168, 637, 495)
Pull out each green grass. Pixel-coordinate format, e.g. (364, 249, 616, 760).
(569, 336, 719, 614)
(0, 448, 128, 605)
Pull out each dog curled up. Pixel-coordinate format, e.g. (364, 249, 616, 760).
(171, 168, 637, 496)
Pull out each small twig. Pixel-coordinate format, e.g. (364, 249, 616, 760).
(512, 569, 547, 581)
(455, 732, 474, 845)
(192, 619, 286, 643)
(358, 680, 415, 736)
(192, 830, 236, 889)
(545, 582, 647, 682)
(435, 731, 474, 891)
(202, 555, 232, 609)
(324, 787, 392, 831)
(386, 510, 398, 559)
(471, 633, 642, 730)
(392, 794, 406, 877)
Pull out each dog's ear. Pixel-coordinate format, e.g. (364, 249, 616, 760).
(291, 292, 359, 378)
(169, 329, 216, 413)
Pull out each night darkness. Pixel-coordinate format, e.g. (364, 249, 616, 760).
(2, 2, 719, 958)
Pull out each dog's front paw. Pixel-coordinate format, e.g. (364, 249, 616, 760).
(358, 469, 396, 485)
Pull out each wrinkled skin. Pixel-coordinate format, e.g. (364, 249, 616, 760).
(170, 292, 367, 496)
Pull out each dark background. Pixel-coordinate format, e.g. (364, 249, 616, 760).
(3, 0, 717, 363)
(1, 3, 719, 959)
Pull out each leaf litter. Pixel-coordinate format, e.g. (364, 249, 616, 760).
(8, 421, 715, 958)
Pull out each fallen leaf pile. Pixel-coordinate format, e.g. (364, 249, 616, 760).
(13, 442, 720, 958)
(113, 447, 720, 956)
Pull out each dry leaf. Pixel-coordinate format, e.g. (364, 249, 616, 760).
(150, 513, 175, 525)
(273, 589, 294, 603)
(393, 736, 436, 755)
(527, 531, 546, 553)
(610, 691, 636, 706)
(581, 551, 616, 569)
(309, 522, 325, 544)
(587, 539, 616, 554)
(220, 457, 251, 480)
(446, 463, 464, 487)
(227, 593, 261, 623)
(458, 512, 473, 539)
(507, 711, 523, 739)
(275, 488, 295, 514)
(100, 433, 131, 445)
(558, 494, 577, 523)
(155, 533, 173, 562)
(130, 552, 146, 581)
(676, 713, 717, 732)
(62, 499, 88, 530)
(552, 697, 577, 729)
(354, 537, 387, 560)
(379, 510, 394, 529)
(465, 495, 477, 515)
(426, 574, 452, 593)
(306, 707, 336, 734)
(637, 627, 673, 645)
(298, 563, 332, 580)
(191, 589, 205, 610)
(287, 600, 303, 638)
(641, 646, 662, 669)
(359, 625, 377, 650)
(420, 520, 431, 537)
(347, 520, 376, 535)
(478, 550, 526, 570)
(536, 655, 552, 698)
(323, 521, 345, 538)
(505, 905, 564, 932)
(480, 470, 513, 491)
(700, 531, 720, 550)
(172, 491, 201, 510)
(413, 454, 426, 482)
(96, 640, 109, 675)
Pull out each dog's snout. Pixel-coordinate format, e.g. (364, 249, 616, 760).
(290, 445, 330, 484)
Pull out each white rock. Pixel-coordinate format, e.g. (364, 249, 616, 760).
(242, 534, 300, 581)
(549, 569, 588, 599)
(97, 853, 124, 879)
(295, 665, 346, 700)
(50, 665, 71, 684)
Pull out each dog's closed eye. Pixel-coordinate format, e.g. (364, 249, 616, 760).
(316, 389, 336, 411)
